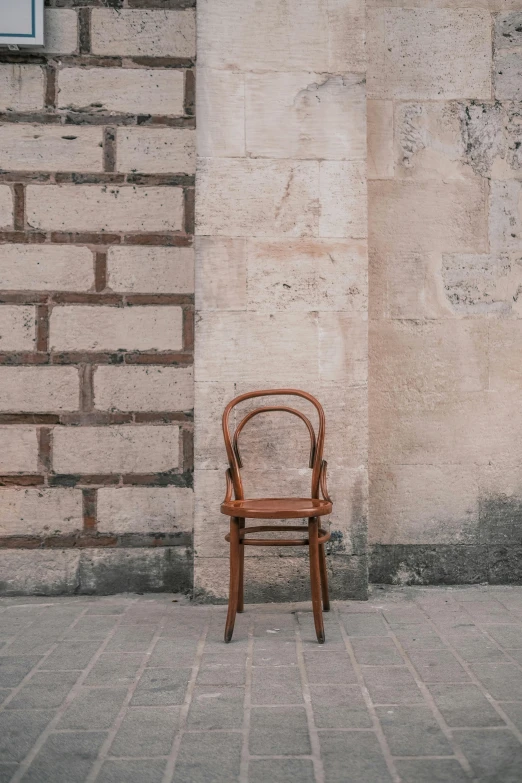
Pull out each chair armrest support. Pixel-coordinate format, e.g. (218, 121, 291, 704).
(223, 468, 234, 503)
(320, 460, 332, 503)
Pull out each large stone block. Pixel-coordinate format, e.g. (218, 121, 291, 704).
(195, 238, 247, 311)
(369, 464, 479, 545)
(196, 159, 319, 238)
(489, 321, 522, 393)
(117, 129, 195, 175)
(367, 9, 491, 100)
(58, 69, 184, 116)
(0, 367, 79, 413)
(245, 73, 366, 161)
(0, 245, 93, 291)
(0, 125, 102, 172)
(246, 239, 367, 313)
(442, 253, 522, 317)
(0, 66, 44, 111)
(107, 247, 193, 294)
(91, 9, 195, 57)
(43, 9, 78, 55)
(194, 381, 236, 470)
(197, 0, 365, 72)
(319, 161, 367, 239)
(26, 185, 183, 233)
(0, 306, 35, 351)
(318, 314, 368, 385)
(97, 487, 193, 534)
(0, 427, 38, 474)
(77, 547, 192, 595)
(53, 425, 180, 474)
(94, 366, 193, 412)
(0, 550, 81, 596)
(494, 53, 522, 101)
(0, 488, 83, 536)
(196, 69, 245, 158)
(489, 180, 522, 254)
(50, 305, 183, 352)
(367, 100, 394, 180)
(369, 179, 488, 254)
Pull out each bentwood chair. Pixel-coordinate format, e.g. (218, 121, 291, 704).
(221, 389, 332, 644)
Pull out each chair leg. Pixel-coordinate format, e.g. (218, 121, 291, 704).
(308, 517, 325, 644)
(238, 520, 245, 613)
(319, 542, 330, 612)
(224, 517, 240, 643)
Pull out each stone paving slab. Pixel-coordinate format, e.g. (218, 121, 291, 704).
(1, 586, 522, 782)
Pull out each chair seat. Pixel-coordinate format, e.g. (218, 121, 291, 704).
(221, 497, 332, 519)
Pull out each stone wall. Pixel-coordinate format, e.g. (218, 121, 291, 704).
(368, 1, 522, 584)
(0, 1, 196, 595)
(194, 0, 369, 601)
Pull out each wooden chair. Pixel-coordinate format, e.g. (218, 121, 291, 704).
(221, 389, 332, 644)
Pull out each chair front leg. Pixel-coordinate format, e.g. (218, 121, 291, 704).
(224, 517, 241, 643)
(238, 520, 245, 613)
(319, 542, 330, 611)
(308, 517, 325, 644)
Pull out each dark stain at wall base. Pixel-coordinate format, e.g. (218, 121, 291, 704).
(370, 545, 488, 586)
(480, 494, 522, 584)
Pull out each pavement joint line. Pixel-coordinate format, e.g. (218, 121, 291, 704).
(416, 604, 522, 747)
(294, 612, 325, 783)
(161, 607, 212, 783)
(0, 606, 50, 656)
(455, 618, 522, 674)
(9, 601, 139, 783)
(335, 606, 401, 783)
(84, 604, 167, 783)
(0, 605, 92, 713)
(239, 618, 254, 783)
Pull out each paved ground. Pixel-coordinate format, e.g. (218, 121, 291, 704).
(1, 587, 522, 783)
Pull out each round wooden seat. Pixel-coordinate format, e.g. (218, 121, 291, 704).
(221, 497, 332, 519)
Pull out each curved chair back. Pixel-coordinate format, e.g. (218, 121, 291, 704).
(222, 389, 326, 501)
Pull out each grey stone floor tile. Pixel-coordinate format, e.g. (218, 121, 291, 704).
(320, 731, 393, 783)
(64, 616, 119, 640)
(249, 758, 315, 783)
(427, 683, 506, 727)
(457, 728, 522, 783)
(85, 604, 129, 616)
(505, 648, 522, 664)
(382, 606, 429, 626)
(197, 655, 245, 686)
(252, 642, 298, 667)
(98, 759, 167, 783)
(0, 762, 18, 782)
(187, 685, 244, 730)
(131, 668, 190, 706)
(0, 689, 10, 705)
(249, 706, 311, 756)
(406, 649, 470, 683)
(499, 701, 522, 731)
(105, 627, 156, 653)
(360, 666, 425, 705)
(303, 650, 356, 684)
(147, 639, 199, 668)
(58, 687, 128, 730)
(484, 625, 522, 648)
(40, 641, 101, 671)
(251, 665, 303, 705)
(394, 629, 446, 651)
(298, 612, 345, 647)
(173, 730, 242, 783)
(470, 663, 522, 700)
(376, 705, 452, 756)
(449, 640, 509, 663)
(20, 731, 106, 783)
(6, 670, 80, 710)
(0, 710, 55, 762)
(462, 600, 515, 624)
(340, 613, 389, 637)
(0, 657, 41, 688)
(110, 707, 180, 757)
(395, 758, 470, 783)
(351, 637, 403, 665)
(310, 683, 372, 728)
(85, 653, 145, 687)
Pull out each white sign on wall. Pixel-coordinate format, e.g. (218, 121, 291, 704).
(0, 0, 44, 47)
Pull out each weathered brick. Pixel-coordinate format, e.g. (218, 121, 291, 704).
(97, 486, 193, 533)
(50, 305, 183, 351)
(26, 186, 184, 233)
(43, 9, 78, 55)
(94, 366, 193, 411)
(0, 488, 83, 536)
(91, 9, 195, 57)
(52, 425, 180, 474)
(57, 69, 184, 116)
(0, 246, 93, 291)
(0, 126, 103, 173)
(107, 246, 193, 294)
(117, 128, 195, 174)
(0, 66, 44, 112)
(0, 306, 35, 351)
(0, 186, 12, 229)
(0, 367, 79, 413)
(0, 427, 38, 474)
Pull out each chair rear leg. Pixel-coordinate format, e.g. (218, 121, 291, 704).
(224, 517, 240, 643)
(319, 542, 330, 611)
(238, 520, 245, 613)
(308, 517, 325, 644)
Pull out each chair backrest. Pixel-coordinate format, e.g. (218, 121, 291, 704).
(222, 389, 326, 501)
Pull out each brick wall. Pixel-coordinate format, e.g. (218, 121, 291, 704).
(0, 1, 195, 595)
